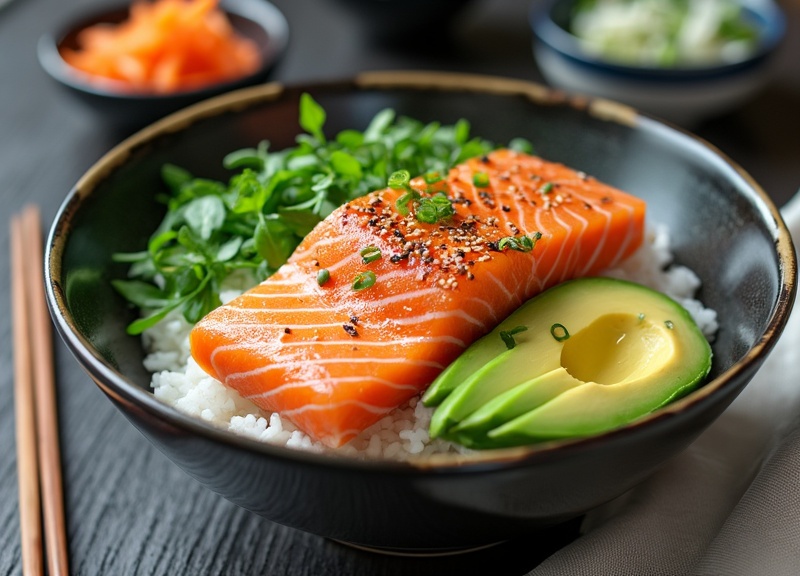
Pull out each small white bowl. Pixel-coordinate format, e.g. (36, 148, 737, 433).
(530, 0, 786, 126)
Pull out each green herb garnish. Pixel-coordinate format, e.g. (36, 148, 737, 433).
(390, 169, 454, 223)
(111, 94, 510, 334)
(352, 271, 377, 291)
(500, 325, 528, 349)
(497, 232, 542, 253)
(317, 269, 330, 286)
(424, 171, 443, 184)
(415, 193, 455, 224)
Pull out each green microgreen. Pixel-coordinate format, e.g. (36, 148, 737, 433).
(498, 231, 542, 253)
(111, 93, 522, 333)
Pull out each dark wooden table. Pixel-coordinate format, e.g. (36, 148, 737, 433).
(2, 1, 798, 574)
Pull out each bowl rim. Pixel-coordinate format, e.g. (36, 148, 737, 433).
(36, 0, 290, 101)
(529, 0, 787, 81)
(45, 70, 798, 474)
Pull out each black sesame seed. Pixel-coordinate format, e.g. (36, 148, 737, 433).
(343, 324, 359, 337)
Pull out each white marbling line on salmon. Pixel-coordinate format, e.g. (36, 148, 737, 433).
(247, 376, 421, 403)
(208, 334, 467, 369)
(230, 285, 442, 312)
(225, 356, 445, 384)
(279, 398, 396, 418)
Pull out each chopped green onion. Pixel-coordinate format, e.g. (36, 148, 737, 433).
(395, 190, 421, 216)
(550, 323, 570, 342)
(424, 171, 443, 184)
(540, 182, 553, 195)
(415, 193, 455, 224)
(317, 269, 330, 286)
(500, 325, 528, 349)
(388, 170, 411, 190)
(352, 271, 377, 291)
(665, 320, 674, 330)
(360, 245, 382, 264)
(473, 171, 490, 187)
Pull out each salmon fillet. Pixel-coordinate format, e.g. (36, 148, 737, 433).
(190, 150, 646, 447)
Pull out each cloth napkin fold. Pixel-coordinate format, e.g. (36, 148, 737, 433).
(531, 193, 800, 576)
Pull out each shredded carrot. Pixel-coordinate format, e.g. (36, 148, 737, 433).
(61, 0, 262, 94)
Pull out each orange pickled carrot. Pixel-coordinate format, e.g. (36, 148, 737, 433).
(60, 0, 261, 94)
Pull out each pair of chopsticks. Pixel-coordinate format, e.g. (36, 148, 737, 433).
(11, 205, 69, 576)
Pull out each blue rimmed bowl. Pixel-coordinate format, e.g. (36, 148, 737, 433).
(530, 0, 786, 126)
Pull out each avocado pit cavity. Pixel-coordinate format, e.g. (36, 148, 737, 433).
(561, 313, 674, 386)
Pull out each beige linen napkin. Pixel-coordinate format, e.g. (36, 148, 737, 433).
(531, 193, 800, 576)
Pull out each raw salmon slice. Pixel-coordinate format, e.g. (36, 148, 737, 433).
(190, 150, 646, 447)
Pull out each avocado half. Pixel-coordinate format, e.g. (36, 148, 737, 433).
(423, 277, 713, 448)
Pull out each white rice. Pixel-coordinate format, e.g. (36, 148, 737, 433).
(143, 222, 718, 459)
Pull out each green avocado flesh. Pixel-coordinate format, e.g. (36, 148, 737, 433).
(423, 277, 712, 449)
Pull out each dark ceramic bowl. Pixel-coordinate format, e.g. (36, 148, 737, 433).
(37, 0, 289, 127)
(530, 0, 786, 125)
(45, 72, 796, 552)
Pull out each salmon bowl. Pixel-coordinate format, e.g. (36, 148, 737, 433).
(45, 71, 796, 552)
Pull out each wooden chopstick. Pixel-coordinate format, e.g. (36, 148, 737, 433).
(11, 213, 44, 576)
(11, 205, 70, 576)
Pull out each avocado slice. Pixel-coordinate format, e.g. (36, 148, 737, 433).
(421, 330, 509, 407)
(449, 367, 584, 448)
(427, 277, 712, 448)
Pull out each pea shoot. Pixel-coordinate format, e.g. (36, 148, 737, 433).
(497, 232, 543, 253)
(110, 93, 522, 334)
